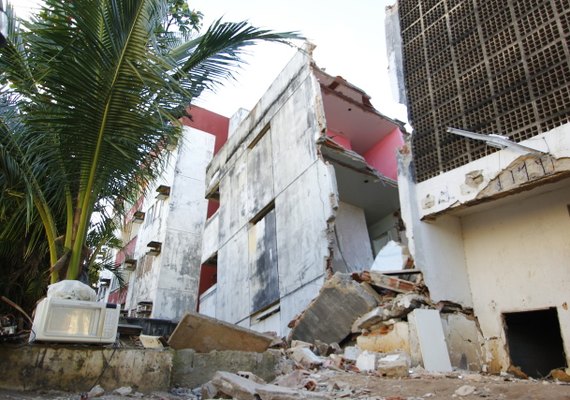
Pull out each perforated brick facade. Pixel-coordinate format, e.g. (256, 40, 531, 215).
(399, 0, 570, 181)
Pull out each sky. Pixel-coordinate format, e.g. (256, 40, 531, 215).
(13, 0, 407, 122)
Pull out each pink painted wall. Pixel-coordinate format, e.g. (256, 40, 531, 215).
(363, 127, 404, 181)
(327, 129, 352, 150)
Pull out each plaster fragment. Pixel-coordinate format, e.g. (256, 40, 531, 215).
(421, 194, 435, 209)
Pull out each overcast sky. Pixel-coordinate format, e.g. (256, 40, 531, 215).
(14, 0, 407, 122)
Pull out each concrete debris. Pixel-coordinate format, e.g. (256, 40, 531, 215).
(201, 371, 331, 400)
(286, 346, 323, 369)
(507, 365, 528, 380)
(370, 240, 410, 272)
(236, 371, 267, 384)
(356, 321, 410, 353)
(376, 352, 411, 378)
(87, 385, 105, 398)
(454, 384, 476, 396)
(352, 270, 419, 294)
(272, 369, 311, 388)
(138, 334, 164, 349)
(355, 350, 410, 378)
(343, 346, 361, 362)
(550, 368, 570, 382)
(352, 293, 429, 333)
(314, 339, 340, 356)
(288, 273, 381, 344)
(290, 340, 313, 349)
(113, 386, 132, 396)
(168, 311, 274, 352)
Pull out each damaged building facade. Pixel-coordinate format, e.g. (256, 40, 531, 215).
(198, 45, 406, 336)
(109, 107, 229, 320)
(390, 0, 570, 377)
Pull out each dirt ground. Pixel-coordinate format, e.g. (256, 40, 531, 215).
(0, 370, 569, 400)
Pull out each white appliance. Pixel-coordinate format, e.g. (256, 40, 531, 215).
(30, 298, 120, 344)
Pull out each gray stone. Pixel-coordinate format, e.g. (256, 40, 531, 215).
(113, 386, 132, 396)
(87, 384, 105, 398)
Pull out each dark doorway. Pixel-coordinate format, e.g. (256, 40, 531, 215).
(503, 308, 567, 378)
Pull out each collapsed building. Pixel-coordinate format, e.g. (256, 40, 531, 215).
(198, 44, 407, 336)
(388, 0, 570, 377)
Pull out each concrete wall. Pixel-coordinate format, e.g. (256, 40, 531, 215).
(332, 201, 374, 272)
(0, 346, 172, 393)
(128, 127, 215, 320)
(202, 47, 337, 336)
(398, 124, 570, 371)
(461, 181, 570, 372)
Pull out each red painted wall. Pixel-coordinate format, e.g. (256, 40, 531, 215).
(197, 264, 217, 311)
(180, 105, 229, 156)
(363, 128, 404, 181)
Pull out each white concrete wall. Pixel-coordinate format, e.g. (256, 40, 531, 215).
(414, 125, 570, 219)
(129, 126, 215, 320)
(203, 46, 337, 336)
(333, 201, 374, 272)
(461, 181, 570, 371)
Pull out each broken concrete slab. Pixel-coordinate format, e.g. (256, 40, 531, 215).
(356, 321, 410, 354)
(288, 273, 381, 344)
(202, 371, 331, 399)
(355, 351, 410, 377)
(370, 240, 410, 272)
(376, 352, 411, 378)
(168, 311, 273, 352)
(171, 349, 282, 389)
(408, 309, 452, 372)
(352, 270, 418, 293)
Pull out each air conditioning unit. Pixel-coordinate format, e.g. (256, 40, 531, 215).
(132, 211, 145, 224)
(146, 241, 162, 256)
(155, 185, 170, 200)
(124, 258, 137, 270)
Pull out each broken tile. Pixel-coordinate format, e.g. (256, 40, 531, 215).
(168, 312, 274, 352)
(289, 273, 381, 344)
(138, 334, 164, 349)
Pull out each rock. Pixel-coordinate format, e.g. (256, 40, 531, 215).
(202, 371, 331, 399)
(355, 351, 378, 372)
(507, 365, 528, 379)
(376, 352, 411, 378)
(291, 340, 313, 349)
(87, 385, 105, 398)
(168, 312, 274, 353)
(454, 385, 476, 396)
(287, 347, 323, 369)
(343, 346, 361, 362)
(314, 340, 335, 356)
(273, 370, 311, 388)
(113, 386, 132, 396)
(551, 368, 570, 382)
(288, 273, 381, 344)
(237, 371, 266, 384)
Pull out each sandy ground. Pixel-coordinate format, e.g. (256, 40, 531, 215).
(0, 370, 569, 400)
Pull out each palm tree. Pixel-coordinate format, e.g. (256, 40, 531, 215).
(0, 0, 299, 286)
